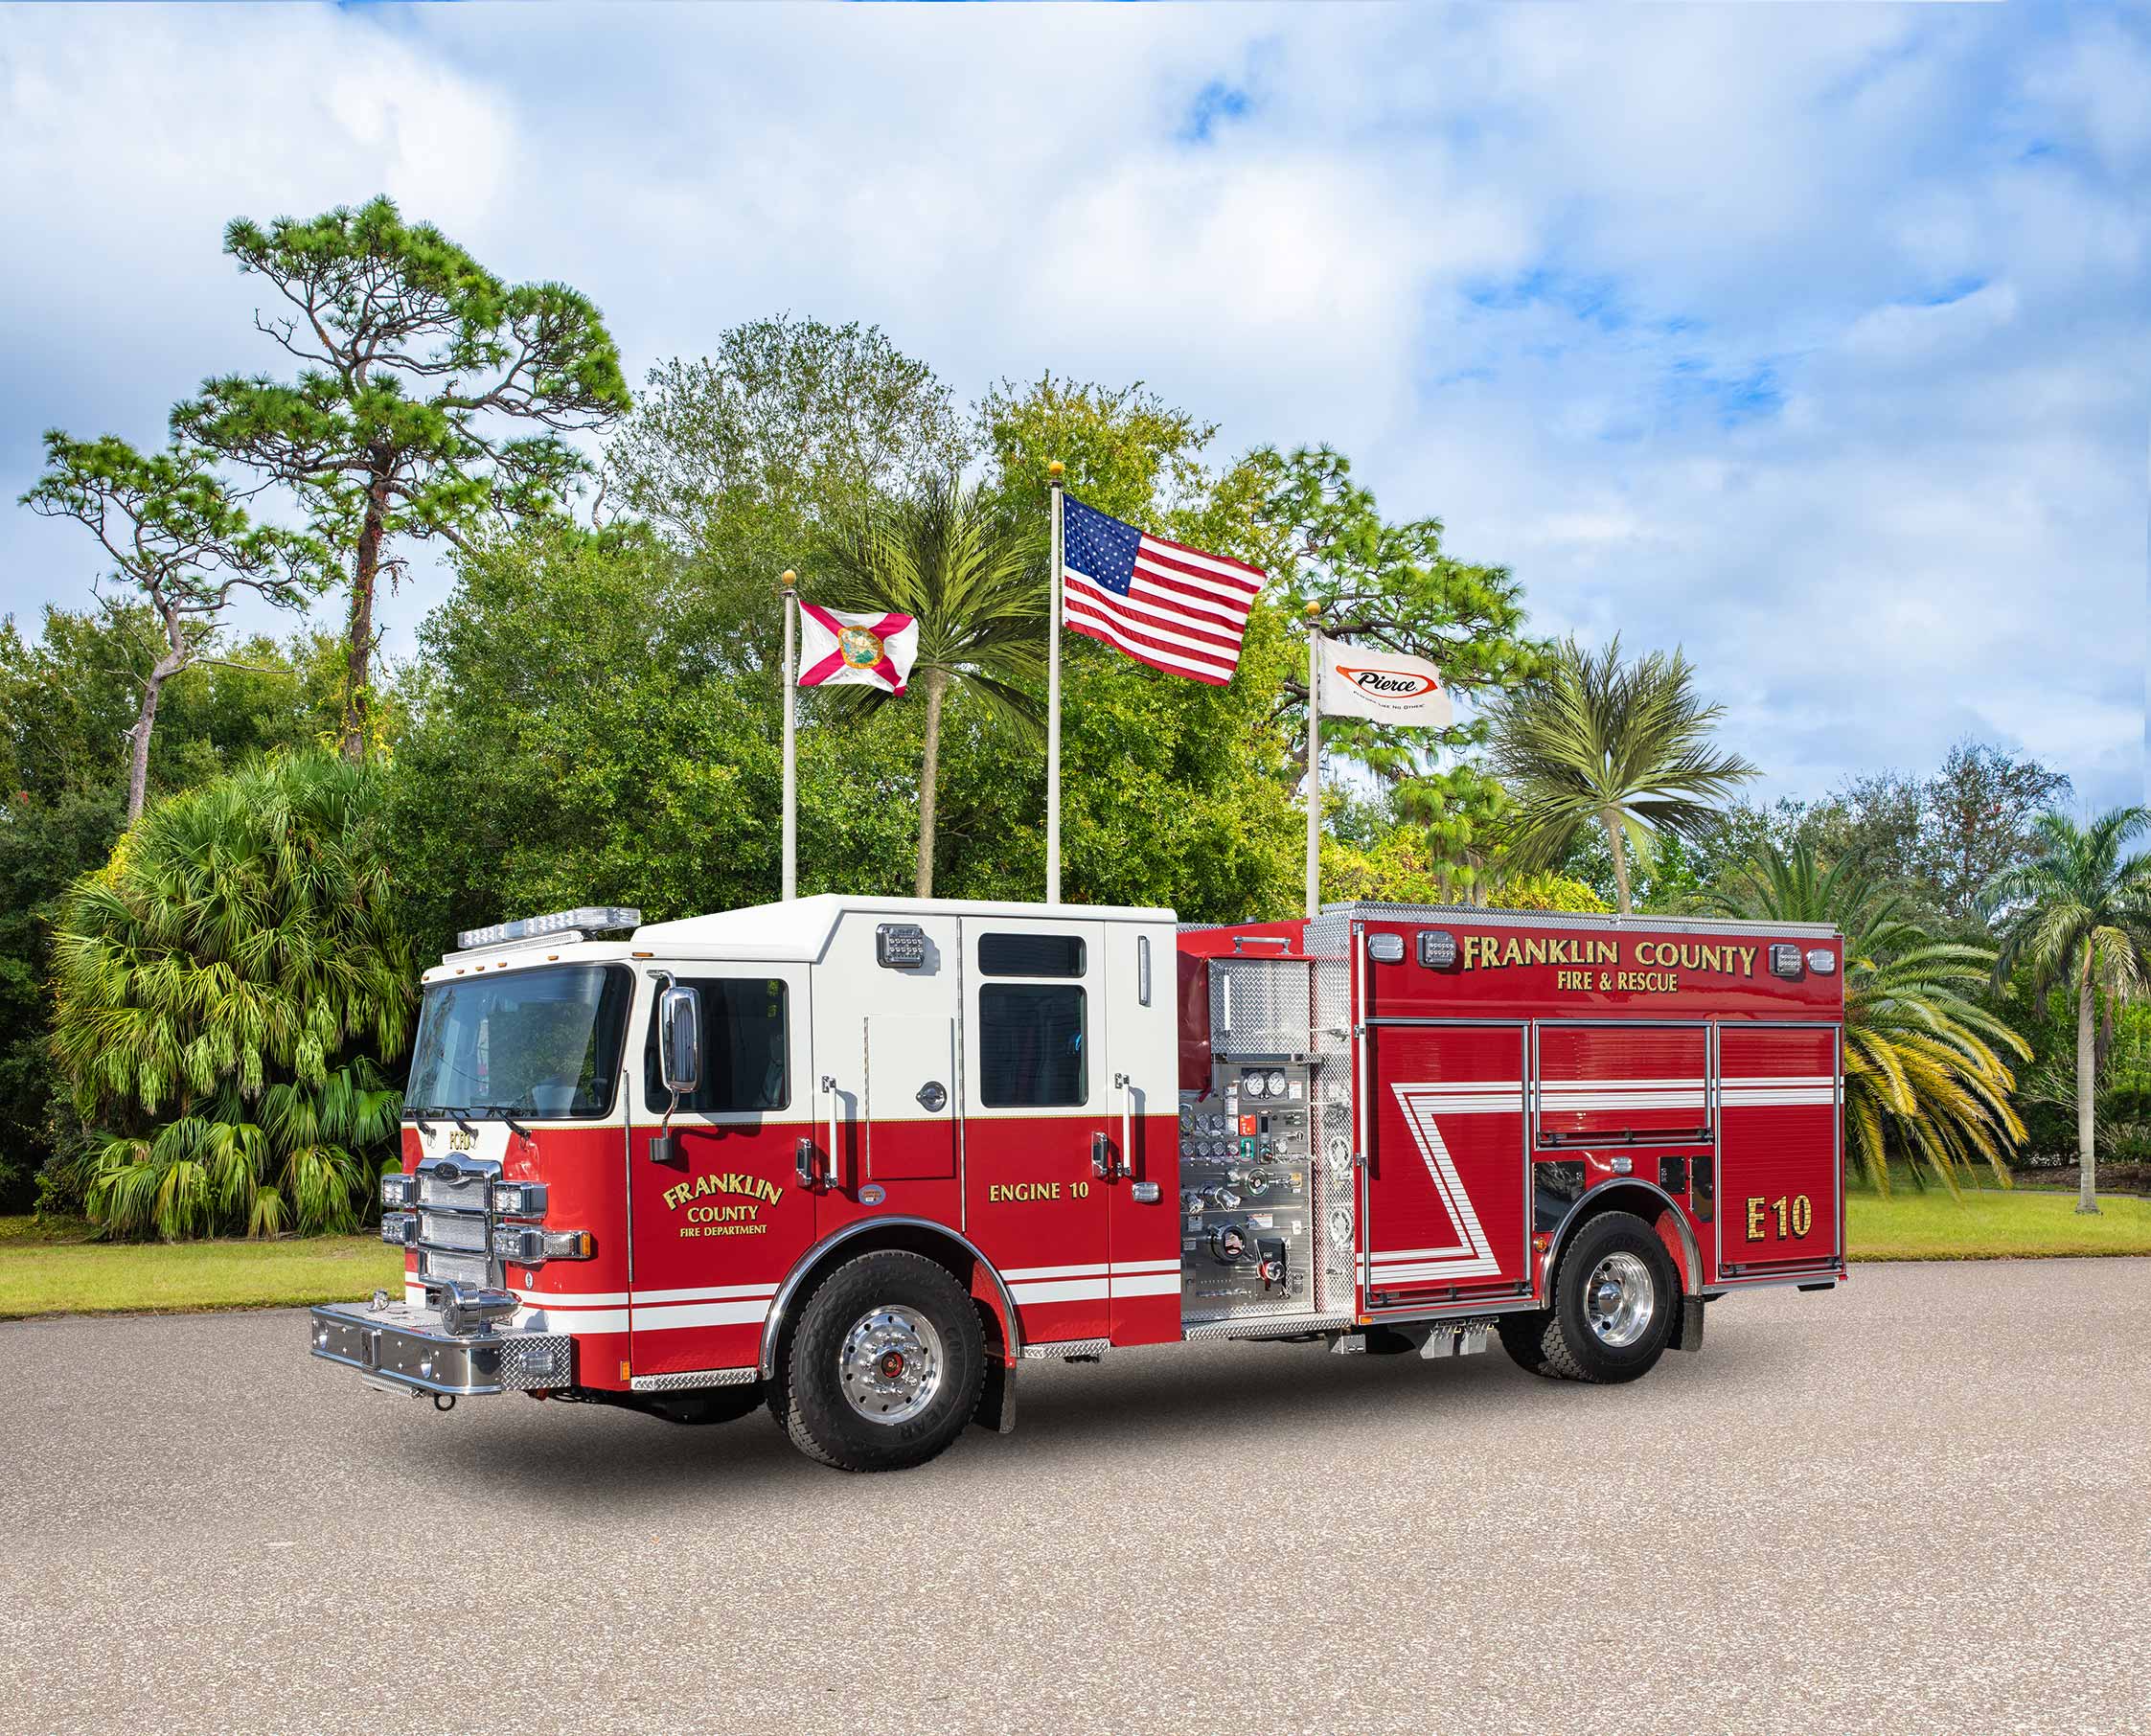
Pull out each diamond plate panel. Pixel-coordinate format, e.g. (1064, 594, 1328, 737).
(1209, 958, 1313, 1057)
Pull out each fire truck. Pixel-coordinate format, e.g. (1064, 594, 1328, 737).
(309, 896, 1845, 1472)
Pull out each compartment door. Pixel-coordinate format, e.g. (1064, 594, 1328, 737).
(1364, 1023, 1530, 1308)
(1536, 1024, 1709, 1146)
(1717, 1024, 1842, 1280)
(865, 1015, 957, 1180)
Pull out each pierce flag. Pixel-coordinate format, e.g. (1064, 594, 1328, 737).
(1317, 637, 1453, 728)
(797, 605, 919, 694)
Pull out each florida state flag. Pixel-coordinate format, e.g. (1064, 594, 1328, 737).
(796, 605, 919, 694)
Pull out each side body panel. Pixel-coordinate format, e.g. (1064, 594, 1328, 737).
(1716, 1023, 1844, 1282)
(1362, 1022, 1532, 1310)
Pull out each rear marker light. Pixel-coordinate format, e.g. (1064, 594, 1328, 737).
(1806, 948, 1838, 974)
(1770, 943, 1804, 978)
(1366, 933, 1405, 964)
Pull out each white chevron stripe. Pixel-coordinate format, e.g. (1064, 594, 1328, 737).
(1376, 1083, 1509, 1281)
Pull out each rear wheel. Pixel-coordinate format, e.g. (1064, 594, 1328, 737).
(777, 1250, 984, 1472)
(1499, 1211, 1677, 1384)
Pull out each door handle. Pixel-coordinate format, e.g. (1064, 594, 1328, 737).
(821, 1076, 841, 1189)
(1090, 1131, 1110, 1178)
(795, 1137, 815, 1187)
(1113, 1072, 1133, 1179)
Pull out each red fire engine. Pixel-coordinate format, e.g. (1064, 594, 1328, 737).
(309, 896, 1845, 1472)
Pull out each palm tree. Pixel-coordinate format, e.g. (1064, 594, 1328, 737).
(51, 751, 414, 1239)
(1710, 840, 2027, 1195)
(820, 477, 1045, 897)
(1984, 809, 2151, 1214)
(1485, 635, 1755, 913)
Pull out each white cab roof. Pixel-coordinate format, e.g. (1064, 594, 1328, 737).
(629, 894, 1177, 964)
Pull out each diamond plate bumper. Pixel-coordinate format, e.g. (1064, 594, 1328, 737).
(309, 1298, 572, 1397)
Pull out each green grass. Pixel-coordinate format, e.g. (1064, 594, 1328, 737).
(1846, 1184, 2151, 1261)
(0, 1216, 404, 1319)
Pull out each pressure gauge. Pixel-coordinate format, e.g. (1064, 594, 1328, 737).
(1243, 1071, 1269, 1099)
(1179, 1137, 1195, 1158)
(1179, 1107, 1195, 1133)
(1266, 1069, 1288, 1097)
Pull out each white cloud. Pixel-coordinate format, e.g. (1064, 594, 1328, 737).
(0, 2, 2142, 814)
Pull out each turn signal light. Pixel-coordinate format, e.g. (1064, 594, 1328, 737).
(381, 1212, 417, 1247)
(492, 1225, 595, 1266)
(1531, 1231, 1552, 1254)
(380, 1173, 415, 1210)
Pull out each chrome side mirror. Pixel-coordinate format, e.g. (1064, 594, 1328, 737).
(652, 984, 700, 1169)
(658, 985, 702, 1097)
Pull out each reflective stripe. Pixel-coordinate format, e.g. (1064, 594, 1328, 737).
(1006, 1277, 1110, 1304)
(1109, 1272, 1181, 1298)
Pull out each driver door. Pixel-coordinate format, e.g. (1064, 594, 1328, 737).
(626, 966, 815, 1379)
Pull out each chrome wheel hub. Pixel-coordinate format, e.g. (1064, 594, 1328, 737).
(1584, 1251, 1655, 1348)
(838, 1306, 944, 1426)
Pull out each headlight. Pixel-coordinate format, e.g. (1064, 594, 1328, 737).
(492, 1180, 549, 1218)
(380, 1213, 416, 1246)
(380, 1173, 414, 1210)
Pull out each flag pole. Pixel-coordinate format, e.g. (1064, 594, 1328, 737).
(1305, 604, 1322, 920)
(781, 569, 798, 902)
(1046, 460, 1064, 905)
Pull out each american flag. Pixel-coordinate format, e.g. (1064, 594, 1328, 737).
(1060, 494, 1264, 686)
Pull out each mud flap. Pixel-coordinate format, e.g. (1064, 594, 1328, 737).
(1670, 1293, 1706, 1353)
(973, 1356, 1018, 1433)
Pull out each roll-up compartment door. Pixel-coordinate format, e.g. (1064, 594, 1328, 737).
(1717, 1025, 1842, 1277)
(1535, 1024, 1708, 1145)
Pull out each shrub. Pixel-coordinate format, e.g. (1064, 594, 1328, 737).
(51, 752, 415, 1239)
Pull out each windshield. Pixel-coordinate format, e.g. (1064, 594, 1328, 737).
(406, 965, 633, 1120)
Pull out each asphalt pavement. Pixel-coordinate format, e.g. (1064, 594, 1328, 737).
(2, 1258, 2146, 1736)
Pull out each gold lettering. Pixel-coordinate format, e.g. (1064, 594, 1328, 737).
(1736, 946, 1756, 976)
(1523, 938, 1546, 966)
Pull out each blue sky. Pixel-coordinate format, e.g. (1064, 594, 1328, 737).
(2, 3, 2145, 810)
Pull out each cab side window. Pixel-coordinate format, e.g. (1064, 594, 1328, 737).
(977, 948, 1087, 1108)
(643, 977, 789, 1113)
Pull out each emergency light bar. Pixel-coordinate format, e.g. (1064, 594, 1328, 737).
(455, 906, 642, 950)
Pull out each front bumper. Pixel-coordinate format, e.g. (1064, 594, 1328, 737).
(309, 1298, 572, 1397)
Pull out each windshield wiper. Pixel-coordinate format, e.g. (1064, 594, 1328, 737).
(402, 1105, 440, 1135)
(450, 1109, 478, 1139)
(479, 1106, 534, 1139)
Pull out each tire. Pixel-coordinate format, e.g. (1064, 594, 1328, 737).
(1499, 1211, 1678, 1384)
(776, 1250, 985, 1473)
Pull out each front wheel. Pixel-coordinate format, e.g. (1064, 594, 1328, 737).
(777, 1250, 985, 1472)
(1498, 1210, 1677, 1384)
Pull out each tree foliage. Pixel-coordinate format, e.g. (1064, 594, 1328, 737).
(816, 478, 1045, 896)
(175, 196, 631, 758)
(20, 431, 325, 819)
(1711, 840, 2026, 1195)
(386, 524, 925, 952)
(1486, 634, 1757, 913)
(51, 753, 415, 1238)
(1985, 808, 2151, 1212)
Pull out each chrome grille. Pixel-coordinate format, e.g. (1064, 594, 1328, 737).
(419, 1169, 488, 1210)
(421, 1248, 491, 1289)
(419, 1210, 488, 1251)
